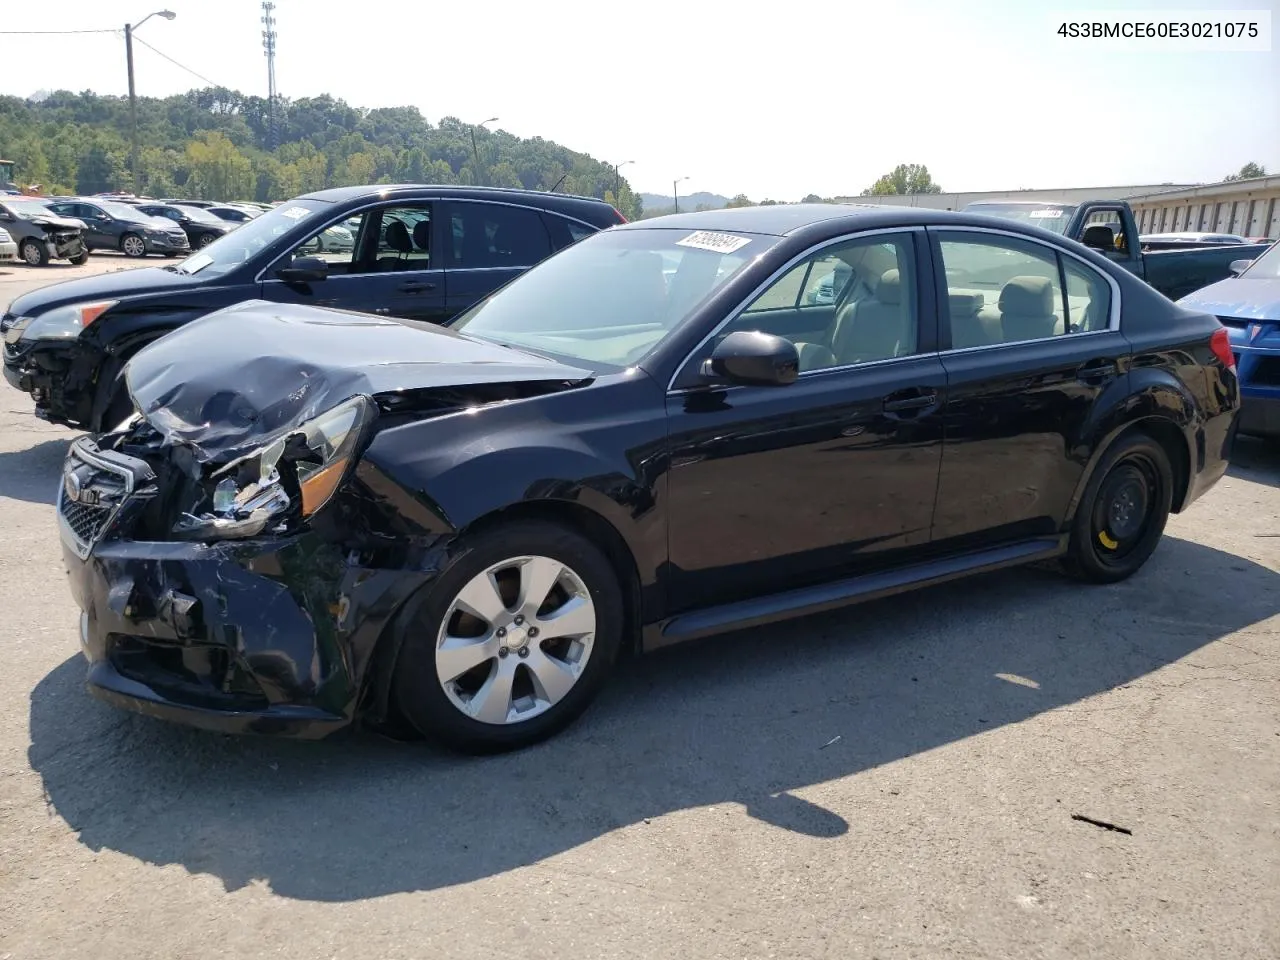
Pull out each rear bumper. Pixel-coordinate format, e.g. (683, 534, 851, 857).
(1238, 388, 1280, 438)
(0, 240, 16, 261)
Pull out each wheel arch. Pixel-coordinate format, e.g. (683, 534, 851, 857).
(1065, 407, 1195, 527)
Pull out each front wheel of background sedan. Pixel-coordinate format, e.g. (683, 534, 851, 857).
(120, 233, 147, 258)
(1064, 432, 1174, 584)
(20, 239, 49, 267)
(393, 520, 624, 753)
(197, 233, 217, 248)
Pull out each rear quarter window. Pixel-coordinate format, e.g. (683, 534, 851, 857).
(542, 214, 598, 251)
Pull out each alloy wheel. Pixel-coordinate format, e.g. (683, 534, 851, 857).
(21, 241, 43, 266)
(122, 235, 146, 257)
(435, 555, 596, 725)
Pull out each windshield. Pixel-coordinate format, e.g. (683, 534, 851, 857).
(173, 199, 329, 278)
(1240, 241, 1280, 279)
(174, 205, 223, 224)
(100, 201, 153, 222)
(1, 198, 53, 218)
(964, 202, 1077, 235)
(452, 228, 772, 368)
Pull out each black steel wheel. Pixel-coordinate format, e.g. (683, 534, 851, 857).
(1064, 432, 1174, 583)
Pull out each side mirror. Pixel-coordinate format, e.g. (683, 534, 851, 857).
(704, 331, 799, 386)
(1229, 258, 1254, 277)
(278, 256, 329, 283)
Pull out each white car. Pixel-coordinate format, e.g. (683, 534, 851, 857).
(0, 226, 17, 263)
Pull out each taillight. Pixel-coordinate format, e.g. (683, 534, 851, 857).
(1210, 326, 1235, 371)
(612, 207, 628, 224)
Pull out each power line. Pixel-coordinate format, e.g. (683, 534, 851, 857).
(130, 34, 222, 88)
(0, 28, 116, 34)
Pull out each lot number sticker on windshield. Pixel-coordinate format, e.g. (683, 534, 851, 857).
(1030, 209, 1064, 218)
(279, 206, 312, 220)
(676, 231, 751, 254)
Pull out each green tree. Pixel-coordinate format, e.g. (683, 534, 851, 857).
(724, 194, 753, 208)
(75, 144, 120, 194)
(1224, 162, 1268, 181)
(185, 131, 253, 200)
(865, 163, 943, 195)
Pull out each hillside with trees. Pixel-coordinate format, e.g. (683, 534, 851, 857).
(0, 88, 643, 219)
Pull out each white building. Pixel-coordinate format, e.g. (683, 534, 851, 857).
(834, 176, 1280, 239)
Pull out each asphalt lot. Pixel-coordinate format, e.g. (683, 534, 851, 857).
(0, 265, 1277, 959)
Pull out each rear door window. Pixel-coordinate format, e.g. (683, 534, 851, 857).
(450, 203, 552, 268)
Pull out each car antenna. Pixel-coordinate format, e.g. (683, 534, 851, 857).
(548, 174, 567, 193)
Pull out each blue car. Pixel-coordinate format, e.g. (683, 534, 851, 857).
(1179, 242, 1280, 439)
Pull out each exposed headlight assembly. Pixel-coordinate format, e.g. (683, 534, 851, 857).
(10, 300, 118, 342)
(172, 395, 373, 541)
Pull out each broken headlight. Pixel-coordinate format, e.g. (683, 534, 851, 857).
(173, 395, 373, 541)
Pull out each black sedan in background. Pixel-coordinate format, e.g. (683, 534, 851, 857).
(54, 204, 1238, 752)
(44, 198, 189, 258)
(135, 203, 235, 249)
(2, 184, 626, 432)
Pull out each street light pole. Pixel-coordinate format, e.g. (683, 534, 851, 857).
(470, 117, 498, 186)
(673, 176, 689, 214)
(613, 160, 634, 206)
(125, 10, 176, 194)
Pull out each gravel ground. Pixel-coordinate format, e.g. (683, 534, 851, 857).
(1, 268, 1277, 959)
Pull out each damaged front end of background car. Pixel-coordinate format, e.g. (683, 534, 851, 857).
(60, 302, 594, 736)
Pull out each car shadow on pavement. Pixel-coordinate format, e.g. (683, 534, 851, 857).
(28, 535, 1279, 902)
(0, 438, 68, 504)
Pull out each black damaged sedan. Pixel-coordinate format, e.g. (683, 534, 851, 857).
(58, 204, 1239, 752)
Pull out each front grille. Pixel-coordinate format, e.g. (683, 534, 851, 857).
(1251, 356, 1280, 387)
(58, 443, 134, 558)
(59, 489, 114, 544)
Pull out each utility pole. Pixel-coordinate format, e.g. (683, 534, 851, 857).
(673, 176, 689, 214)
(125, 24, 138, 192)
(613, 160, 634, 208)
(262, 2, 278, 149)
(124, 10, 176, 195)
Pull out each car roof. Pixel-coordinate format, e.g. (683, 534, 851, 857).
(612, 203, 1072, 239)
(298, 184, 618, 217)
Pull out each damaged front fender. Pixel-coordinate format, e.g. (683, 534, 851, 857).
(68, 530, 445, 737)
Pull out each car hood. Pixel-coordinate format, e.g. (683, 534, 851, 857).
(21, 213, 85, 231)
(5, 266, 197, 317)
(125, 299, 594, 463)
(1178, 277, 1280, 321)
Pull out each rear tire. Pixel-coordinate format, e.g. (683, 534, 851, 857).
(1063, 432, 1173, 583)
(120, 233, 147, 258)
(392, 520, 623, 753)
(20, 239, 48, 267)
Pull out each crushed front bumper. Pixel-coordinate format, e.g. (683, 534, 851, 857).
(59, 438, 432, 737)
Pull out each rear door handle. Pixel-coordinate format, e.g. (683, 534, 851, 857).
(882, 389, 938, 414)
(398, 281, 436, 293)
(1076, 360, 1117, 383)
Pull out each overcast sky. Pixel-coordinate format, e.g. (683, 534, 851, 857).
(3, 0, 1277, 200)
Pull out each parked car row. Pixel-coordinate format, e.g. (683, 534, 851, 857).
(0, 185, 1243, 752)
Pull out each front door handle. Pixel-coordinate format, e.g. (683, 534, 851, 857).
(1076, 360, 1117, 383)
(398, 281, 436, 293)
(882, 389, 938, 414)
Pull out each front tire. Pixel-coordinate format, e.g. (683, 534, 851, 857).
(120, 233, 147, 258)
(197, 233, 217, 248)
(20, 239, 49, 267)
(1064, 432, 1173, 583)
(393, 520, 623, 753)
